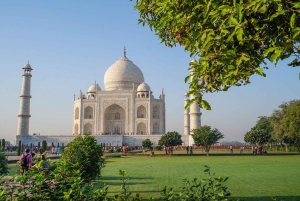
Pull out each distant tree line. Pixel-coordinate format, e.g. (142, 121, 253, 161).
(244, 100, 300, 151)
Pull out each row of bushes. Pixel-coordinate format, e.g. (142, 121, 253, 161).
(104, 153, 122, 158)
(264, 145, 299, 152)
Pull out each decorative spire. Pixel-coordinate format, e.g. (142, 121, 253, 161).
(27, 60, 29, 64)
(124, 46, 126, 57)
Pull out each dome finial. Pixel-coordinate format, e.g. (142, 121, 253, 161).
(124, 46, 126, 57)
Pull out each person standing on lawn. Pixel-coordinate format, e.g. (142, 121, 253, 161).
(19, 148, 32, 174)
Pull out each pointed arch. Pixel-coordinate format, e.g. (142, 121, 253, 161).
(137, 105, 146, 118)
(104, 104, 125, 134)
(153, 123, 159, 133)
(74, 123, 78, 134)
(137, 122, 146, 135)
(84, 123, 93, 134)
(84, 106, 93, 119)
(75, 107, 79, 120)
(153, 106, 159, 119)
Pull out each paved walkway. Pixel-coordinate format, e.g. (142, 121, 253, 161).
(7, 155, 61, 163)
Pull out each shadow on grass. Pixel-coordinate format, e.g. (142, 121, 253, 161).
(100, 176, 153, 180)
(104, 181, 152, 186)
(232, 196, 300, 201)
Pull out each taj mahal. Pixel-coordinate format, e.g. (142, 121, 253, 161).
(15, 51, 201, 146)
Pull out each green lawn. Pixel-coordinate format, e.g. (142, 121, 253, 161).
(100, 155, 300, 200)
(7, 155, 300, 200)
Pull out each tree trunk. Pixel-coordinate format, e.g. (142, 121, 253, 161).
(285, 144, 289, 152)
(205, 147, 210, 156)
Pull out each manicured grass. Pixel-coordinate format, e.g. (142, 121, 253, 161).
(100, 155, 300, 200)
(7, 155, 300, 200)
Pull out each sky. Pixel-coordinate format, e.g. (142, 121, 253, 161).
(0, 1, 299, 145)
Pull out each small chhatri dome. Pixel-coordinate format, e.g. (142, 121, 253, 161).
(87, 83, 101, 93)
(104, 55, 144, 91)
(137, 82, 151, 92)
(23, 61, 33, 70)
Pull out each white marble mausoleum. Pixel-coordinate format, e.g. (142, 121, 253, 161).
(15, 53, 199, 146)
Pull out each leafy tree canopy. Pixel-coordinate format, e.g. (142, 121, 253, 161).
(142, 138, 153, 149)
(60, 135, 104, 182)
(133, 0, 300, 109)
(158, 131, 183, 147)
(284, 101, 300, 143)
(191, 125, 224, 156)
(269, 100, 300, 143)
(244, 129, 271, 146)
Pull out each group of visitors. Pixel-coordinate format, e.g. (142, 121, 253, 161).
(19, 147, 50, 176)
(164, 146, 174, 155)
(51, 146, 61, 155)
(251, 146, 267, 155)
(186, 146, 193, 154)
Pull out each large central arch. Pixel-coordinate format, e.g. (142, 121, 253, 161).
(104, 104, 125, 134)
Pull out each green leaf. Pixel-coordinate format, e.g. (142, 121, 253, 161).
(270, 10, 285, 20)
(290, 13, 296, 28)
(258, 5, 267, 13)
(219, 5, 231, 15)
(255, 68, 266, 76)
(292, 27, 300, 39)
(236, 28, 243, 41)
(293, 2, 300, 8)
(263, 47, 276, 55)
(270, 50, 282, 62)
(229, 17, 239, 26)
(201, 100, 211, 110)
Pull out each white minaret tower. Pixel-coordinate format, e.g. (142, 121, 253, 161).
(17, 61, 33, 136)
(189, 59, 201, 131)
(184, 93, 190, 135)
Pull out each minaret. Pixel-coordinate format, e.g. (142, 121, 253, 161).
(189, 59, 201, 131)
(184, 93, 190, 135)
(17, 61, 33, 136)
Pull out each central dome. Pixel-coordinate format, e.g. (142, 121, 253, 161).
(104, 56, 144, 91)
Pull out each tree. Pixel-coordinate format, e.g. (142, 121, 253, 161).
(142, 138, 153, 150)
(17, 141, 21, 156)
(158, 131, 183, 147)
(133, 0, 300, 109)
(284, 101, 300, 145)
(42, 140, 47, 152)
(191, 126, 224, 156)
(60, 135, 104, 182)
(0, 151, 8, 175)
(244, 129, 271, 146)
(269, 100, 300, 146)
(1, 139, 5, 151)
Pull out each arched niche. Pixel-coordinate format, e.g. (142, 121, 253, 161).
(84, 123, 93, 134)
(84, 106, 93, 119)
(137, 122, 146, 135)
(137, 105, 146, 118)
(104, 104, 125, 134)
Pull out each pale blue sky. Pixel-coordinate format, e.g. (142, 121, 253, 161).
(0, 1, 299, 144)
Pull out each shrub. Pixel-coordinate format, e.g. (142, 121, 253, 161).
(60, 135, 104, 182)
(108, 149, 113, 153)
(104, 153, 122, 158)
(156, 145, 162, 150)
(116, 147, 122, 152)
(0, 151, 8, 175)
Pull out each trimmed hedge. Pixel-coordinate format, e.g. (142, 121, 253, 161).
(104, 153, 122, 158)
